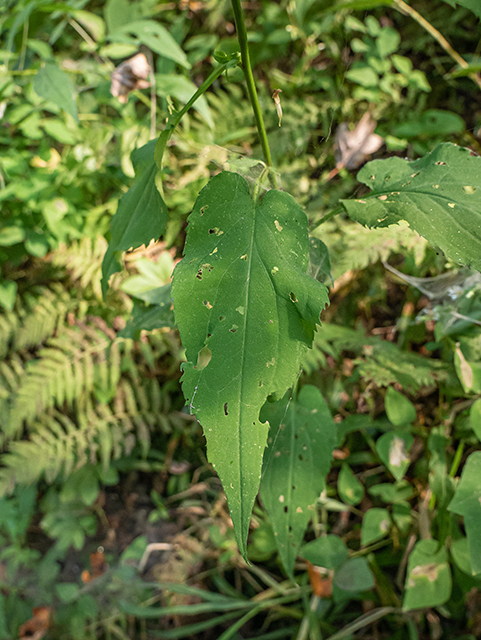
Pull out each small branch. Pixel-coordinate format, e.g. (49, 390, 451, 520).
(393, 0, 481, 90)
(230, 0, 273, 167)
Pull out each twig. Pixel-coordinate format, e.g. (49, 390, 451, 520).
(393, 0, 481, 90)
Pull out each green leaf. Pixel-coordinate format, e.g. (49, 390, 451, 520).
(104, 0, 142, 33)
(341, 143, 481, 272)
(0, 226, 25, 246)
(361, 508, 391, 546)
(172, 171, 328, 556)
(393, 110, 465, 139)
(385, 387, 416, 426)
(441, 0, 481, 18)
(119, 290, 175, 339)
(345, 64, 379, 87)
(448, 451, 481, 574)
(70, 10, 105, 42)
(338, 463, 364, 505)
(0, 281, 17, 312)
(450, 537, 473, 575)
(300, 535, 348, 569)
(33, 62, 78, 122)
(101, 140, 168, 295)
(334, 557, 375, 592)
(403, 539, 451, 610)
(376, 431, 413, 481)
(112, 21, 190, 69)
(56, 582, 80, 603)
(470, 399, 481, 442)
(260, 385, 336, 576)
(376, 27, 400, 58)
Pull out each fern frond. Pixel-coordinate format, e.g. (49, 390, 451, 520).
(315, 220, 429, 279)
(5, 327, 112, 441)
(51, 236, 107, 298)
(304, 324, 448, 392)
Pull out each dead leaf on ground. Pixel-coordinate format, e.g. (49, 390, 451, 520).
(307, 562, 333, 598)
(334, 112, 383, 171)
(110, 53, 151, 104)
(81, 548, 108, 583)
(19, 606, 51, 640)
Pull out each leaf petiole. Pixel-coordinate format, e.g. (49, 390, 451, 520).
(154, 59, 237, 171)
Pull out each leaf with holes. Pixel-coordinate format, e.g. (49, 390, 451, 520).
(259, 385, 336, 577)
(172, 171, 329, 557)
(341, 143, 481, 272)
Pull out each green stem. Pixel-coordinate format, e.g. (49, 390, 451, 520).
(310, 206, 344, 230)
(230, 0, 273, 167)
(154, 61, 232, 170)
(449, 441, 464, 477)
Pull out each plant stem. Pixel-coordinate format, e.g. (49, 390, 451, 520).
(393, 0, 481, 90)
(154, 61, 231, 170)
(230, 0, 273, 167)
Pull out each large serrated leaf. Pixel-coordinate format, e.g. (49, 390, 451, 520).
(259, 385, 336, 577)
(101, 139, 167, 295)
(341, 143, 481, 272)
(172, 171, 329, 556)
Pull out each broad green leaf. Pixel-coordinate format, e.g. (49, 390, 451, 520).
(393, 110, 465, 139)
(101, 140, 167, 295)
(172, 171, 329, 556)
(104, 0, 142, 33)
(385, 387, 416, 426)
(361, 508, 391, 546)
(448, 451, 481, 574)
(260, 385, 336, 576)
(376, 431, 413, 481)
(111, 21, 190, 69)
(341, 143, 481, 272)
(300, 535, 348, 569)
(338, 463, 364, 505)
(334, 557, 374, 592)
(33, 62, 78, 122)
(441, 0, 481, 18)
(403, 539, 451, 610)
(376, 27, 400, 58)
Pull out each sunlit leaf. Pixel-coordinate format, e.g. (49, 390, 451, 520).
(341, 143, 481, 273)
(172, 171, 328, 556)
